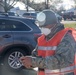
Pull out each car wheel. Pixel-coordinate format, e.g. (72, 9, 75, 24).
(3, 48, 26, 71)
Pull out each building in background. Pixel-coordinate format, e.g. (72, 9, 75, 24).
(10, 1, 35, 16)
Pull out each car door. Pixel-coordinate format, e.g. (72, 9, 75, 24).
(0, 19, 13, 50)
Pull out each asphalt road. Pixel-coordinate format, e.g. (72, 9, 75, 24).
(0, 64, 37, 75)
(0, 61, 37, 75)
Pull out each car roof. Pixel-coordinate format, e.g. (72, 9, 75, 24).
(0, 15, 35, 21)
(0, 15, 41, 33)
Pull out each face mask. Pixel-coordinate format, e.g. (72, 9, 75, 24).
(41, 28, 51, 36)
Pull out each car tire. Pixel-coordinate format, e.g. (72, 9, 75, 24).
(3, 48, 26, 72)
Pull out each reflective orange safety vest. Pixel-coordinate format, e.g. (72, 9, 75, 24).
(37, 28, 76, 75)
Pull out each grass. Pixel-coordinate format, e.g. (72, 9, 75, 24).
(63, 23, 76, 28)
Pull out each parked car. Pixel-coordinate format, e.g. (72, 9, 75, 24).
(55, 13, 62, 22)
(62, 11, 76, 20)
(0, 14, 41, 72)
(22, 12, 37, 19)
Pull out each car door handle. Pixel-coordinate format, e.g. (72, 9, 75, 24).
(2, 34, 11, 38)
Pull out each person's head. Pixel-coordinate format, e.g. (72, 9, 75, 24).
(36, 10, 58, 36)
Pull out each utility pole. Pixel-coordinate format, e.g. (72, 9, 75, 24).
(25, 0, 29, 12)
(27, 0, 29, 12)
(45, 0, 49, 9)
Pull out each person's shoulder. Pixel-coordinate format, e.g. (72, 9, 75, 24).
(38, 34, 45, 39)
(64, 30, 74, 41)
(37, 34, 45, 42)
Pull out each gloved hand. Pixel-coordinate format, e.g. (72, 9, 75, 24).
(20, 56, 32, 69)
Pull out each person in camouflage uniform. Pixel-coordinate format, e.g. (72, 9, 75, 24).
(20, 10, 76, 75)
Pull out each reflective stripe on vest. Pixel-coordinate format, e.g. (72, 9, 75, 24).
(45, 65, 76, 74)
(38, 46, 57, 51)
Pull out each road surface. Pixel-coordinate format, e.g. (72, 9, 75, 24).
(0, 64, 37, 75)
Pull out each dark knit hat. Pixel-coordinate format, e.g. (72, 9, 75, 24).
(37, 10, 58, 27)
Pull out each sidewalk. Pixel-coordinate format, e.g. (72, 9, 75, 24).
(61, 20, 76, 24)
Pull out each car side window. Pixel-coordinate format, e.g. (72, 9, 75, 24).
(10, 20, 31, 31)
(0, 19, 31, 31)
(0, 19, 11, 31)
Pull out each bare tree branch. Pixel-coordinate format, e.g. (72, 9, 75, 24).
(8, 0, 17, 8)
(0, 0, 19, 12)
(0, 3, 5, 7)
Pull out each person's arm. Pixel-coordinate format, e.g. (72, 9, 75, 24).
(20, 44, 39, 68)
(32, 32, 75, 69)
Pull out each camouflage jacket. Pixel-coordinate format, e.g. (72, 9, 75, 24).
(31, 26, 76, 70)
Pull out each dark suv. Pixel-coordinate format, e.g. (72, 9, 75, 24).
(0, 15, 41, 71)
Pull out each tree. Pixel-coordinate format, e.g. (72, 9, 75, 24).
(45, 0, 49, 9)
(45, 0, 63, 9)
(21, 0, 30, 12)
(29, 2, 46, 11)
(21, 0, 63, 12)
(73, 0, 76, 8)
(49, 0, 63, 11)
(0, 0, 19, 12)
